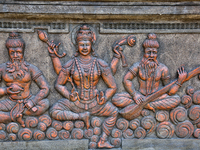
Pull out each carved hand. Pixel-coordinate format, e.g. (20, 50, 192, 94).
(47, 41, 61, 56)
(6, 84, 24, 95)
(177, 66, 187, 85)
(97, 91, 106, 105)
(24, 99, 35, 110)
(70, 92, 78, 102)
(133, 92, 145, 105)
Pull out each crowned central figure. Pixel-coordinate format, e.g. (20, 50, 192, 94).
(48, 25, 118, 148)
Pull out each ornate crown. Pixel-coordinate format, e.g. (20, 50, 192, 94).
(76, 25, 96, 43)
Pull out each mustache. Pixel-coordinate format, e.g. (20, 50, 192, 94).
(140, 57, 158, 67)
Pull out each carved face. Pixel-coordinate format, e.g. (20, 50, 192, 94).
(78, 40, 92, 56)
(8, 47, 23, 62)
(144, 48, 157, 61)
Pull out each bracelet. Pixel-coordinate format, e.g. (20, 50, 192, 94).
(49, 53, 57, 58)
(4, 88, 7, 95)
(175, 81, 182, 87)
(113, 54, 121, 59)
(30, 99, 36, 106)
(130, 91, 136, 98)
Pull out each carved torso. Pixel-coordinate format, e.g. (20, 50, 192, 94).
(0, 62, 42, 100)
(129, 62, 170, 96)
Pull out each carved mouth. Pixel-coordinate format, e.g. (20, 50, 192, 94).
(82, 49, 88, 53)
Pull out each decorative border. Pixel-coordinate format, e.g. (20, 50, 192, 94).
(100, 23, 200, 33)
(0, 22, 69, 33)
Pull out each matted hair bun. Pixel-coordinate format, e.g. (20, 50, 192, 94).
(143, 33, 159, 48)
(6, 32, 25, 50)
(8, 32, 21, 39)
(147, 33, 157, 40)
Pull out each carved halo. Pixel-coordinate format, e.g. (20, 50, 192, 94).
(71, 24, 97, 46)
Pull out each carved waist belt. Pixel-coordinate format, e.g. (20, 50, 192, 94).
(74, 97, 97, 110)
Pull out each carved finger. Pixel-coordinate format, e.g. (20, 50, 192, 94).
(48, 47, 54, 54)
(56, 43, 61, 48)
(177, 69, 180, 75)
(182, 66, 185, 72)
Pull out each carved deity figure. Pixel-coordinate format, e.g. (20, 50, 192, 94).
(112, 33, 187, 119)
(48, 25, 118, 148)
(0, 32, 49, 127)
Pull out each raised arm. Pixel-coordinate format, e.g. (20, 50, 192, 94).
(110, 46, 123, 75)
(48, 44, 62, 75)
(168, 66, 187, 95)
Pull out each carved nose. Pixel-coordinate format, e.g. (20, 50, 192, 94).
(14, 52, 18, 57)
(83, 44, 87, 49)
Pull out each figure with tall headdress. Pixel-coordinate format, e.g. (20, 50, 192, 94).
(48, 25, 118, 148)
(0, 32, 49, 127)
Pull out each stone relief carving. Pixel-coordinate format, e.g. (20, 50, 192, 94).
(0, 25, 200, 149)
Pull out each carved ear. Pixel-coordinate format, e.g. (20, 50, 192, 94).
(92, 32, 96, 43)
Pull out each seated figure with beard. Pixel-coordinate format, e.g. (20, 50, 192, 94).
(0, 32, 49, 127)
(112, 33, 187, 114)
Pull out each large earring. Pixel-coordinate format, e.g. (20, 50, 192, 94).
(74, 47, 79, 57)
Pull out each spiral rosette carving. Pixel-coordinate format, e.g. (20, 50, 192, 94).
(39, 115, 52, 127)
(18, 128, 32, 141)
(181, 95, 192, 109)
(46, 127, 58, 140)
(71, 128, 83, 139)
(134, 127, 146, 139)
(193, 90, 200, 104)
(123, 129, 134, 139)
(188, 105, 200, 124)
(0, 123, 5, 130)
(156, 122, 175, 139)
(33, 130, 45, 140)
(194, 128, 200, 139)
(186, 86, 194, 96)
(0, 130, 7, 140)
(197, 122, 200, 128)
(129, 119, 140, 130)
(111, 128, 122, 138)
(141, 109, 150, 117)
(25, 117, 38, 128)
(89, 142, 97, 149)
(175, 121, 194, 138)
(38, 122, 47, 132)
(156, 111, 169, 122)
(8, 133, 17, 141)
(91, 117, 102, 128)
(91, 135, 99, 142)
(116, 118, 129, 131)
(93, 127, 101, 135)
(75, 121, 84, 128)
(63, 121, 74, 131)
(84, 129, 93, 139)
(110, 138, 121, 148)
(52, 121, 62, 131)
(7, 122, 19, 133)
(141, 116, 156, 135)
(58, 129, 70, 139)
(170, 106, 187, 124)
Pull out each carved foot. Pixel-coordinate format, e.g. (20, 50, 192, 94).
(79, 112, 90, 129)
(16, 114, 25, 128)
(97, 138, 114, 148)
(145, 103, 155, 112)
